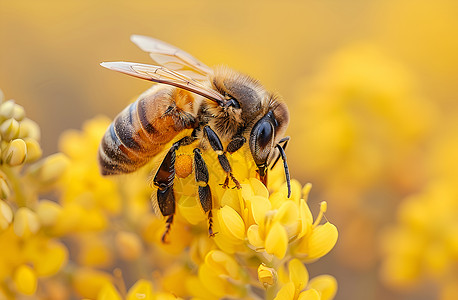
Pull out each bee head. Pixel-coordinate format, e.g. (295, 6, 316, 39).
(249, 99, 289, 185)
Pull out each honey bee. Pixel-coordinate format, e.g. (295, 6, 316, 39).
(99, 35, 291, 242)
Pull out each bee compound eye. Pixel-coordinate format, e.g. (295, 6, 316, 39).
(256, 121, 274, 150)
(250, 118, 275, 166)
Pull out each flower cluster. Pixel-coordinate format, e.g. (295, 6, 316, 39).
(289, 44, 437, 271)
(0, 89, 69, 298)
(380, 121, 458, 300)
(0, 87, 338, 299)
(57, 116, 338, 300)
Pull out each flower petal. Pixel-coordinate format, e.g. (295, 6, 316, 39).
(306, 222, 338, 261)
(97, 283, 122, 300)
(127, 279, 154, 300)
(308, 275, 338, 300)
(258, 264, 276, 287)
(298, 199, 313, 239)
(250, 195, 272, 225)
(297, 289, 320, 300)
(13, 265, 37, 295)
(265, 222, 288, 259)
(218, 205, 246, 240)
(247, 224, 265, 249)
(274, 281, 295, 300)
(289, 258, 309, 291)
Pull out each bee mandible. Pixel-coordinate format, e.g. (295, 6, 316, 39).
(99, 35, 291, 242)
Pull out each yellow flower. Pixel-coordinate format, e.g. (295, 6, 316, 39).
(258, 264, 277, 287)
(0, 85, 338, 299)
(115, 231, 143, 261)
(196, 250, 247, 299)
(2, 138, 27, 166)
(0, 90, 71, 299)
(73, 268, 113, 299)
(273, 259, 337, 300)
(13, 265, 37, 295)
(288, 43, 438, 272)
(381, 179, 458, 292)
(13, 207, 40, 238)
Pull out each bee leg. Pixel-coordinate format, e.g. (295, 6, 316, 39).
(220, 176, 230, 189)
(162, 215, 174, 242)
(157, 186, 175, 243)
(153, 135, 196, 243)
(226, 136, 246, 154)
(193, 148, 214, 237)
(270, 136, 290, 170)
(203, 126, 241, 189)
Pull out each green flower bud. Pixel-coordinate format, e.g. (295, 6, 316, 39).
(3, 139, 27, 166)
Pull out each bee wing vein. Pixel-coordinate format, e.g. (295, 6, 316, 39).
(100, 62, 225, 104)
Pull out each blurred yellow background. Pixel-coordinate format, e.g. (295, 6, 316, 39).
(1, 1, 458, 299)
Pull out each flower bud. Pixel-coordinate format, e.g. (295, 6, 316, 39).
(0, 175, 10, 200)
(73, 268, 113, 299)
(24, 138, 42, 162)
(0, 118, 20, 141)
(3, 139, 27, 166)
(12, 104, 25, 121)
(36, 200, 62, 227)
(0, 100, 16, 120)
(0, 200, 13, 230)
(258, 264, 276, 287)
(18, 118, 40, 141)
(28, 153, 69, 185)
(13, 265, 37, 295)
(33, 241, 68, 277)
(115, 231, 143, 261)
(13, 207, 41, 238)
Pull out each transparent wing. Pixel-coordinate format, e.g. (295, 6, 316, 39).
(131, 35, 212, 80)
(100, 61, 225, 105)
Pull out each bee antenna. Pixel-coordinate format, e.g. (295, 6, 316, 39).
(275, 144, 291, 198)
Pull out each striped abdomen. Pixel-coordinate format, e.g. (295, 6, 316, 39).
(98, 86, 197, 175)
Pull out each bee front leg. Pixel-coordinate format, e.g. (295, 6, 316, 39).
(193, 148, 214, 237)
(153, 135, 196, 243)
(203, 126, 241, 189)
(226, 136, 246, 154)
